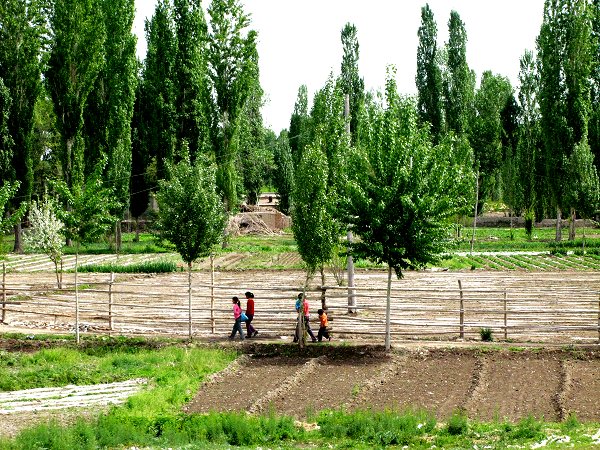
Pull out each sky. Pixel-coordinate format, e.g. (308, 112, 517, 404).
(133, 0, 546, 133)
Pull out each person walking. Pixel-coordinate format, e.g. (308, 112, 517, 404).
(293, 292, 316, 343)
(229, 296, 244, 341)
(244, 291, 258, 338)
(317, 308, 331, 342)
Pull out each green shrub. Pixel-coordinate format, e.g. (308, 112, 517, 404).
(480, 328, 493, 342)
(445, 409, 469, 435)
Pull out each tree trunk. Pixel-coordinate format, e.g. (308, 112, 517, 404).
(320, 267, 326, 310)
(555, 207, 562, 242)
(134, 218, 140, 243)
(115, 220, 122, 252)
(12, 221, 23, 254)
(568, 207, 576, 241)
(385, 265, 392, 351)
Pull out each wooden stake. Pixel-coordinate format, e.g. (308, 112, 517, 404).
(1, 262, 6, 323)
(75, 251, 80, 344)
(108, 272, 115, 330)
(458, 279, 464, 339)
(503, 290, 508, 340)
(188, 262, 192, 341)
(210, 255, 215, 334)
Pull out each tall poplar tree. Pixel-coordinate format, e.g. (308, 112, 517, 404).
(538, 0, 593, 240)
(173, 0, 210, 160)
(0, 0, 46, 252)
(444, 10, 474, 138)
(272, 130, 294, 215)
(516, 50, 541, 235)
(470, 71, 512, 203)
(289, 84, 310, 169)
(46, 0, 106, 190)
(340, 22, 364, 146)
(205, 0, 257, 211)
(83, 0, 137, 248)
(139, 0, 177, 183)
(416, 3, 443, 143)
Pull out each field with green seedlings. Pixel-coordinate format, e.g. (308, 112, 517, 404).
(0, 336, 599, 449)
(4, 225, 600, 273)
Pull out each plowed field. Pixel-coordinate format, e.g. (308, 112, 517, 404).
(185, 347, 600, 423)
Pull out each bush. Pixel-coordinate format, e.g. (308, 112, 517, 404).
(480, 328, 493, 342)
(445, 409, 469, 435)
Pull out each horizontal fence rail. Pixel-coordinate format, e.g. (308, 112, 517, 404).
(1, 264, 600, 345)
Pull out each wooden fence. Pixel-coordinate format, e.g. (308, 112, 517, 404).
(1, 265, 599, 345)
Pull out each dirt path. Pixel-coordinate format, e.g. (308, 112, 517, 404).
(186, 348, 600, 423)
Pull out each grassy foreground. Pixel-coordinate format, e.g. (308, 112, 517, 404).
(0, 335, 599, 449)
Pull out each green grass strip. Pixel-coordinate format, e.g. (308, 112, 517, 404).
(75, 260, 178, 273)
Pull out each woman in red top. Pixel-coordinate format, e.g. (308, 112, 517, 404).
(244, 291, 258, 338)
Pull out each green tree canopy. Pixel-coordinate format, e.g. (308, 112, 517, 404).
(416, 3, 443, 143)
(155, 158, 226, 265)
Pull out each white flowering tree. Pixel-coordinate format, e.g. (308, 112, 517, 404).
(23, 198, 65, 288)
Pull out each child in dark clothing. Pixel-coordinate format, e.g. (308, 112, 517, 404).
(317, 308, 331, 342)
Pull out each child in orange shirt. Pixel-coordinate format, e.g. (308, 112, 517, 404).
(317, 308, 331, 342)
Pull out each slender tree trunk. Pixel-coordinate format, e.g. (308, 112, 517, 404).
(320, 267, 326, 310)
(568, 207, 576, 241)
(555, 207, 562, 242)
(134, 218, 140, 243)
(470, 172, 479, 254)
(385, 265, 392, 351)
(12, 221, 23, 254)
(115, 220, 122, 252)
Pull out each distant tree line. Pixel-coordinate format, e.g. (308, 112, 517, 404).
(1, 0, 599, 267)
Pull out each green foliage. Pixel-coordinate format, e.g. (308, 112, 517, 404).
(272, 130, 294, 214)
(341, 73, 475, 278)
(416, 4, 443, 143)
(0, 0, 45, 220)
(538, 0, 594, 231)
(445, 409, 469, 435)
(480, 327, 493, 342)
(565, 140, 600, 218)
(52, 157, 119, 246)
(289, 84, 310, 169)
(0, 181, 26, 238)
(46, 0, 106, 189)
(83, 0, 137, 217)
(138, 0, 177, 183)
(173, 0, 209, 161)
(339, 22, 364, 145)
(206, 0, 258, 210)
(317, 409, 436, 446)
(291, 143, 337, 274)
(76, 260, 177, 273)
(444, 10, 475, 137)
(155, 158, 226, 264)
(237, 82, 272, 205)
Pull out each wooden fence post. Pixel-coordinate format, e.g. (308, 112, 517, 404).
(1, 262, 6, 323)
(598, 294, 600, 344)
(108, 272, 115, 330)
(458, 279, 464, 339)
(503, 290, 508, 340)
(210, 255, 215, 334)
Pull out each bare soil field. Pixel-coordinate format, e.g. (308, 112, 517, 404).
(186, 346, 600, 423)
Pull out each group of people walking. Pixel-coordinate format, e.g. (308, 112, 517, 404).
(229, 291, 331, 343)
(229, 291, 259, 341)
